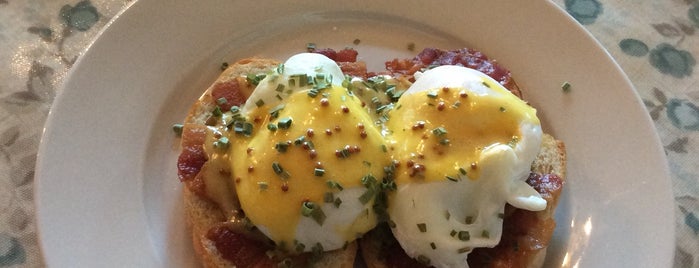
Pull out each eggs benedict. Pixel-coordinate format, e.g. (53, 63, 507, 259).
(176, 47, 566, 268)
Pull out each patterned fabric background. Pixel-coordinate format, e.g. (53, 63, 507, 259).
(0, 0, 697, 267)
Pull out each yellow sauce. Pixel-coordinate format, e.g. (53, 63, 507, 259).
(230, 85, 390, 245)
(387, 81, 539, 184)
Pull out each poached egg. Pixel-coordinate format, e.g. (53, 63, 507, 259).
(231, 53, 390, 252)
(385, 66, 545, 267)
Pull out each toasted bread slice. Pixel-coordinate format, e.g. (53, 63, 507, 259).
(180, 58, 358, 268)
(360, 134, 566, 268)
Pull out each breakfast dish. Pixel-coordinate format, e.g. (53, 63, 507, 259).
(176, 47, 566, 267)
(34, 1, 676, 267)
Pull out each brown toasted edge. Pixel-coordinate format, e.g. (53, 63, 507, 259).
(180, 58, 359, 268)
(359, 134, 567, 268)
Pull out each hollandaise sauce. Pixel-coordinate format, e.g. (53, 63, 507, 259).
(231, 85, 391, 250)
(387, 80, 539, 184)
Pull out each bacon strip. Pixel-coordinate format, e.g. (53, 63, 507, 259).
(211, 79, 246, 111)
(206, 224, 276, 267)
(386, 48, 522, 98)
(177, 124, 208, 195)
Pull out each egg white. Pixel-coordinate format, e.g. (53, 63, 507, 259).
(241, 53, 345, 115)
(388, 66, 545, 268)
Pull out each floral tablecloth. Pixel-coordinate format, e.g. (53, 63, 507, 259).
(1, 0, 698, 267)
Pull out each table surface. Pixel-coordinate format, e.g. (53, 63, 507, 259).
(1, 0, 698, 267)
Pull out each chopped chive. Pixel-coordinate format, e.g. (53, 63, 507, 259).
(306, 43, 316, 52)
(272, 162, 283, 175)
(482, 81, 491, 88)
(212, 106, 223, 117)
(465, 216, 474, 224)
(445, 210, 451, 220)
(233, 121, 253, 136)
(440, 138, 450, 145)
(304, 140, 315, 150)
(458, 231, 470, 241)
(300, 201, 314, 216)
(269, 103, 285, 118)
(257, 181, 268, 190)
(338, 148, 350, 158)
(432, 127, 447, 136)
(276, 63, 285, 74)
(446, 175, 458, 182)
(451, 101, 461, 108)
(311, 242, 324, 257)
(275, 94, 283, 101)
(324, 192, 334, 203)
(426, 91, 438, 99)
(459, 167, 467, 175)
(172, 123, 183, 136)
(358, 188, 375, 204)
(255, 99, 265, 107)
(562, 81, 572, 92)
(247, 74, 266, 86)
(450, 230, 457, 237)
(280, 171, 290, 179)
(301, 201, 326, 226)
(277, 117, 293, 129)
(333, 197, 342, 208)
(499, 106, 506, 112)
(216, 97, 228, 105)
(498, 213, 505, 219)
(481, 230, 490, 238)
(308, 88, 319, 97)
(379, 114, 389, 123)
(220, 62, 229, 71)
(458, 247, 471, 254)
(294, 135, 306, 145)
(417, 223, 427, 233)
(275, 142, 289, 153)
(267, 123, 278, 131)
(314, 168, 325, 177)
(294, 242, 305, 252)
(361, 174, 377, 186)
(326, 180, 344, 191)
(507, 136, 520, 148)
(291, 74, 309, 87)
(230, 106, 240, 114)
(213, 137, 230, 149)
(430, 242, 436, 250)
(385, 86, 395, 96)
(381, 180, 396, 191)
(381, 144, 387, 152)
(376, 103, 394, 114)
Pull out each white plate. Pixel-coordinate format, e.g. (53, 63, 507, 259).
(35, 0, 674, 267)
